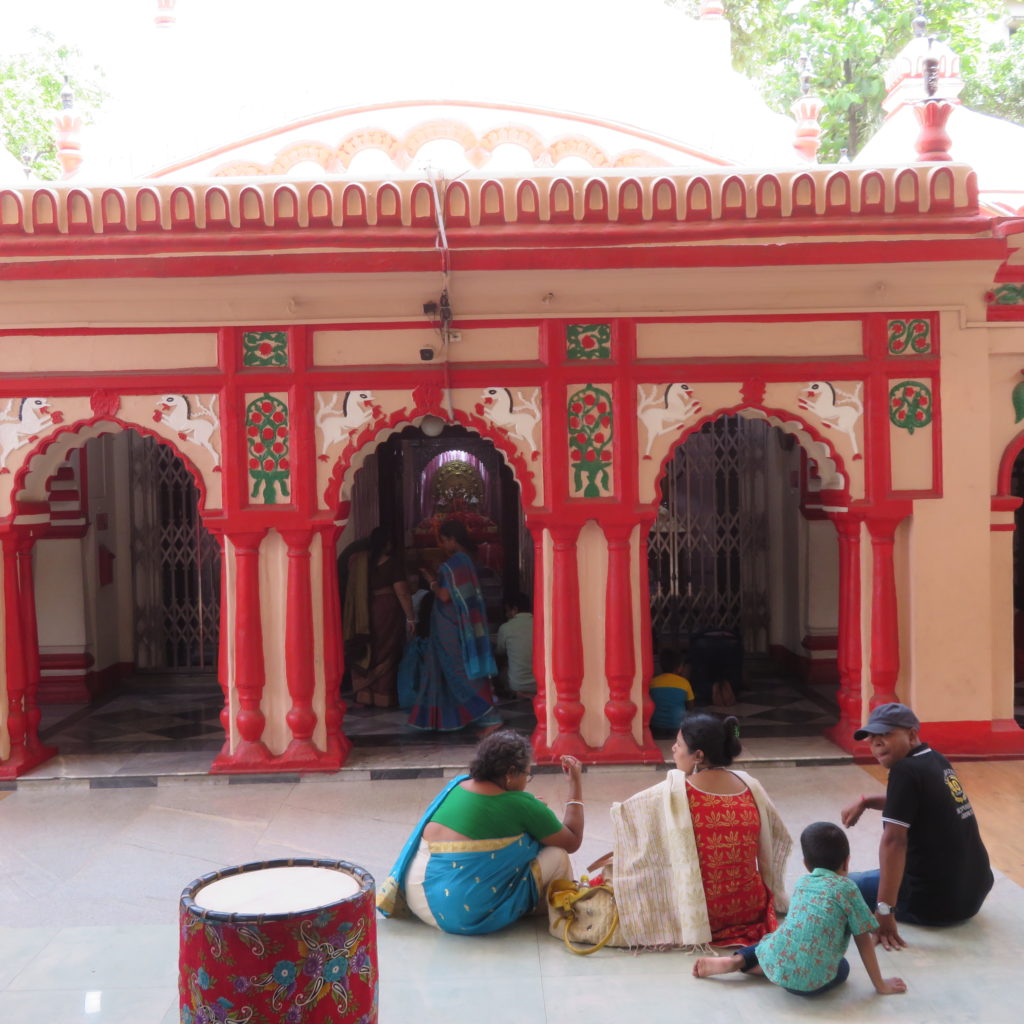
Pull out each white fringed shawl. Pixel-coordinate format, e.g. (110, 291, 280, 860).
(610, 769, 792, 948)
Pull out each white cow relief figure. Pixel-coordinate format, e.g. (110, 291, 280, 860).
(475, 387, 541, 460)
(0, 397, 63, 473)
(316, 390, 382, 460)
(153, 395, 221, 468)
(638, 383, 703, 458)
(798, 381, 863, 460)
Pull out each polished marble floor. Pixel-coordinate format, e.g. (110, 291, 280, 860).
(1, 761, 1022, 1023)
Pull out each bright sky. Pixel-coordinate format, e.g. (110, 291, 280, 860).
(6, 0, 801, 178)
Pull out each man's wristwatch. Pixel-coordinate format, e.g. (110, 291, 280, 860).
(876, 901, 893, 916)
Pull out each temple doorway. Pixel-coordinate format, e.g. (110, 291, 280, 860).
(34, 430, 224, 760)
(339, 423, 534, 750)
(648, 415, 839, 737)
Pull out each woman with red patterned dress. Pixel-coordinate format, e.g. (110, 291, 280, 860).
(609, 713, 792, 949)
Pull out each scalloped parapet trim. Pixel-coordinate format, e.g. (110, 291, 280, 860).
(208, 120, 671, 178)
(0, 165, 980, 237)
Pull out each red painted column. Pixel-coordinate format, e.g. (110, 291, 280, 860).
(0, 532, 28, 774)
(209, 528, 233, 756)
(635, 514, 657, 748)
(599, 521, 645, 759)
(526, 516, 549, 758)
(865, 504, 911, 709)
(280, 529, 321, 763)
(548, 522, 587, 758)
(212, 529, 272, 770)
(825, 511, 863, 750)
(15, 530, 55, 762)
(319, 526, 350, 763)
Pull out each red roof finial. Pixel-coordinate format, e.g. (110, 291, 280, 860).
(54, 77, 82, 179)
(913, 54, 954, 161)
(791, 55, 823, 163)
(699, 2, 726, 17)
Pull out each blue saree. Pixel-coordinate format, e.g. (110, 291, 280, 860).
(407, 552, 500, 731)
(377, 774, 543, 935)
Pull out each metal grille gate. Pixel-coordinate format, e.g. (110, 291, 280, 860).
(130, 434, 221, 671)
(648, 416, 770, 653)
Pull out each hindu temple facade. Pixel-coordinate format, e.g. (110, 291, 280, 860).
(1, 2, 1023, 777)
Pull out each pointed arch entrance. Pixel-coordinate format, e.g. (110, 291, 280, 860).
(647, 409, 844, 737)
(0, 419, 224, 776)
(332, 418, 535, 745)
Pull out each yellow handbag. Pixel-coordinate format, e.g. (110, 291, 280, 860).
(547, 876, 622, 955)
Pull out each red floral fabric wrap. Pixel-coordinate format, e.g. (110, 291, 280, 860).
(179, 859, 378, 1024)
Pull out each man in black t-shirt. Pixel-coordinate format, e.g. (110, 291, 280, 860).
(840, 703, 993, 951)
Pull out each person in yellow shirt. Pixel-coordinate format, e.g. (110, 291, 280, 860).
(649, 648, 695, 733)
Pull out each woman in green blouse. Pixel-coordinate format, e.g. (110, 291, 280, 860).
(377, 731, 584, 934)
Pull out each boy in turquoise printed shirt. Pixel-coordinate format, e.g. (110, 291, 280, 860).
(693, 822, 906, 997)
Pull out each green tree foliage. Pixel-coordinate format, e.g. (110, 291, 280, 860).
(0, 29, 106, 181)
(962, 26, 1024, 124)
(667, 2, 1017, 161)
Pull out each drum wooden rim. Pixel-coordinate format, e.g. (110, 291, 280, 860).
(180, 857, 374, 924)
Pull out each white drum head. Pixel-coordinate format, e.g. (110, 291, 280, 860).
(196, 865, 360, 915)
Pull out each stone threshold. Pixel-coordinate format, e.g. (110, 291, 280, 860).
(3, 737, 852, 789)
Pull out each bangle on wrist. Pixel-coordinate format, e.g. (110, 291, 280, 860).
(564, 800, 584, 807)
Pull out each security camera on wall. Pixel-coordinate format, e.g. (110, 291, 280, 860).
(419, 347, 434, 361)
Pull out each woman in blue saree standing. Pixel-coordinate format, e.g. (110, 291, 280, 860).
(377, 731, 584, 934)
(408, 518, 502, 731)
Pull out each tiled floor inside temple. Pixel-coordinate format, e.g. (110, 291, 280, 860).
(28, 657, 840, 782)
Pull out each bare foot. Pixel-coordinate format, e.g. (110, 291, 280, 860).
(692, 955, 741, 978)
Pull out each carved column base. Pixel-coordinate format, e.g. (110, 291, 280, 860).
(209, 739, 273, 773)
(823, 720, 858, 754)
(0, 745, 58, 779)
(598, 731, 662, 762)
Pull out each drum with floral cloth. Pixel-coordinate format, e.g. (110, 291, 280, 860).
(179, 858, 377, 1023)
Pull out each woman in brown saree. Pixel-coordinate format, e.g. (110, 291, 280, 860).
(344, 526, 415, 708)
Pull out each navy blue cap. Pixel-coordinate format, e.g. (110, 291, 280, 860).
(853, 702, 920, 742)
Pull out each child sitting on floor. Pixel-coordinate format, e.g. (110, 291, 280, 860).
(693, 821, 907, 997)
(648, 648, 695, 733)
